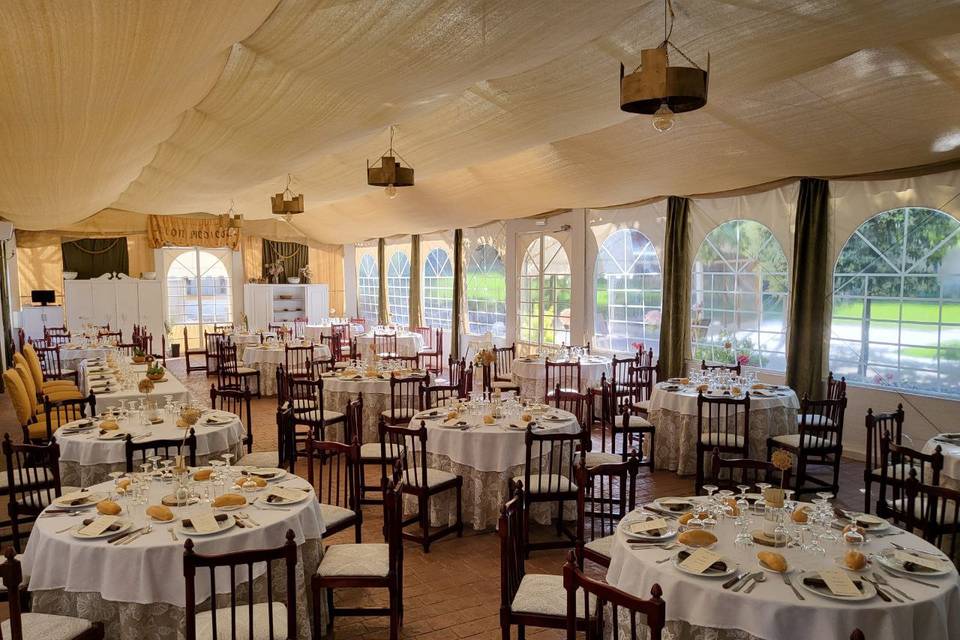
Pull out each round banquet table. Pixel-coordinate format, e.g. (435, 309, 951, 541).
(21, 472, 326, 640)
(511, 355, 612, 400)
(320, 371, 427, 445)
(54, 411, 246, 487)
(60, 345, 114, 372)
(406, 409, 582, 530)
(228, 331, 273, 359)
(922, 434, 960, 490)
(648, 383, 800, 475)
(78, 360, 192, 411)
(605, 497, 960, 640)
(241, 343, 332, 396)
(355, 331, 424, 358)
(303, 323, 364, 342)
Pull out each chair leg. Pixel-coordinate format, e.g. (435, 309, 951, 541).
(518, 624, 525, 640)
(500, 610, 511, 640)
(420, 495, 430, 553)
(326, 585, 335, 631)
(864, 479, 872, 515)
(456, 482, 463, 536)
(695, 446, 704, 495)
(389, 585, 400, 640)
(311, 578, 323, 640)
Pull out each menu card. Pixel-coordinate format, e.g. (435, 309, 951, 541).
(78, 515, 118, 537)
(630, 518, 668, 534)
(893, 551, 944, 571)
(190, 512, 221, 534)
(763, 487, 785, 508)
(679, 548, 722, 574)
(268, 487, 305, 503)
(818, 569, 861, 596)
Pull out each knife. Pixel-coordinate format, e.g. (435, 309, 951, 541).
(880, 565, 940, 589)
(732, 572, 760, 592)
(108, 527, 143, 545)
(722, 571, 747, 590)
(118, 528, 150, 545)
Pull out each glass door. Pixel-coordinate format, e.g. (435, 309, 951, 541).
(163, 247, 233, 350)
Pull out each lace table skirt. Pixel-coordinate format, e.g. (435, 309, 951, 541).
(59, 443, 245, 488)
(649, 406, 797, 476)
(608, 617, 758, 640)
(405, 451, 575, 530)
(30, 538, 326, 640)
(323, 389, 387, 445)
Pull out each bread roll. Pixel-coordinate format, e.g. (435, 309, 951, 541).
(751, 383, 766, 390)
(483, 414, 495, 425)
(791, 506, 810, 523)
(146, 505, 174, 521)
(213, 493, 246, 508)
(757, 551, 788, 573)
(678, 511, 709, 525)
(96, 499, 122, 515)
(696, 384, 709, 393)
(193, 469, 213, 481)
(844, 550, 867, 571)
(678, 529, 717, 547)
(723, 497, 740, 517)
(100, 419, 119, 431)
(116, 478, 131, 492)
(235, 476, 267, 488)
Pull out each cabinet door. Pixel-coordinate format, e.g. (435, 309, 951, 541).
(90, 281, 119, 329)
(137, 281, 164, 342)
(304, 285, 329, 324)
(114, 280, 140, 338)
(63, 281, 93, 331)
(243, 285, 272, 331)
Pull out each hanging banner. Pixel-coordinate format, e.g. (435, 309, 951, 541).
(147, 215, 241, 250)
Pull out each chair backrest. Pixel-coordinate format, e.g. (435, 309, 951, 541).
(308, 353, 336, 376)
(344, 395, 364, 447)
(287, 378, 334, 431)
(562, 550, 665, 640)
(797, 395, 847, 450)
(412, 326, 433, 349)
(276, 401, 296, 471)
(276, 365, 288, 408)
(43, 394, 97, 442)
(373, 332, 398, 356)
(388, 374, 424, 421)
(0, 548, 44, 640)
(124, 429, 197, 473)
(551, 385, 593, 431)
(45, 325, 69, 338)
(331, 323, 351, 343)
(827, 371, 847, 400)
(903, 471, 960, 565)
(47, 332, 71, 346)
(2, 434, 63, 518)
(492, 343, 514, 379)
(184, 530, 299, 640)
(610, 355, 637, 393)
(696, 391, 750, 450)
(210, 384, 253, 452)
(864, 404, 904, 474)
(214, 323, 234, 333)
(447, 356, 466, 393)
(284, 344, 313, 378)
(318, 333, 340, 363)
(99, 330, 122, 343)
(576, 455, 639, 547)
(627, 364, 656, 411)
(701, 359, 741, 376)
(306, 437, 360, 517)
(204, 331, 225, 358)
(33, 344, 64, 379)
(878, 435, 943, 523)
(292, 319, 306, 339)
(545, 359, 581, 399)
(707, 448, 791, 492)
(523, 423, 580, 495)
(499, 483, 525, 611)
(423, 383, 459, 409)
(380, 419, 429, 488)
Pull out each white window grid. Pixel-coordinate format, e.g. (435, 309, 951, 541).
(357, 254, 379, 324)
(387, 252, 410, 327)
(165, 247, 232, 348)
(519, 235, 571, 347)
(423, 248, 453, 329)
(466, 243, 506, 337)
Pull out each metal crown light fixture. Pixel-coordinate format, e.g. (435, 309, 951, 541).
(270, 174, 304, 224)
(620, 0, 709, 132)
(367, 125, 414, 199)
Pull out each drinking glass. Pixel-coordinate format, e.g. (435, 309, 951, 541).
(108, 471, 125, 500)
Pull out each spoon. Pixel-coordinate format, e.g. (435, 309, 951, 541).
(745, 572, 766, 593)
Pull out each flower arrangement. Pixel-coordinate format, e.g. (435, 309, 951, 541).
(146, 362, 165, 381)
(266, 260, 285, 283)
(631, 341, 644, 353)
(137, 377, 155, 394)
(299, 265, 312, 284)
(473, 349, 495, 367)
(771, 449, 793, 489)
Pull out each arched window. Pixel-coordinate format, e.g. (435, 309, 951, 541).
(831, 207, 960, 396)
(466, 243, 506, 337)
(387, 252, 410, 327)
(691, 220, 789, 370)
(356, 254, 379, 324)
(423, 248, 453, 329)
(519, 235, 571, 346)
(594, 229, 661, 353)
(164, 247, 232, 348)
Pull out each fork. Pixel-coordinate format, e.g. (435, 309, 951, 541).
(120, 524, 152, 545)
(782, 572, 804, 600)
(872, 571, 913, 601)
(237, 512, 261, 527)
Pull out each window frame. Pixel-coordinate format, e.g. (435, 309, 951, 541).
(356, 254, 379, 324)
(387, 251, 411, 327)
(422, 247, 454, 330)
(518, 234, 571, 347)
(466, 242, 507, 338)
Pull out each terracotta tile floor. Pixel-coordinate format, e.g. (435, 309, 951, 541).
(0, 358, 867, 639)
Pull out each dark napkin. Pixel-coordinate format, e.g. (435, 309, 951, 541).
(802, 577, 865, 592)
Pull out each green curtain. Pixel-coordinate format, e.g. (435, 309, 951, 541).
(785, 178, 830, 399)
(262, 239, 307, 282)
(408, 234, 422, 328)
(451, 228, 464, 358)
(61, 238, 129, 279)
(377, 238, 389, 325)
(658, 196, 692, 379)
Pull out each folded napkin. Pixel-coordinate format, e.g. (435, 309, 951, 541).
(181, 513, 229, 528)
(802, 577, 864, 591)
(676, 550, 727, 572)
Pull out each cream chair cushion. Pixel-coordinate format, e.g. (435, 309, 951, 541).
(770, 433, 834, 450)
(584, 535, 615, 559)
(317, 543, 389, 577)
(359, 442, 404, 460)
(237, 451, 279, 468)
(319, 503, 356, 531)
(195, 602, 288, 640)
(511, 473, 577, 494)
(406, 468, 458, 489)
(2, 613, 93, 640)
(511, 573, 595, 617)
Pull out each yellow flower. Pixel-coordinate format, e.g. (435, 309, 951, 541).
(138, 378, 155, 394)
(771, 449, 793, 471)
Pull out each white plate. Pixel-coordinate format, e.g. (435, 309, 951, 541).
(541, 415, 569, 423)
(654, 497, 696, 513)
(876, 551, 952, 577)
(257, 491, 309, 507)
(243, 468, 286, 482)
(796, 570, 877, 601)
(757, 559, 790, 574)
(414, 410, 445, 420)
(216, 502, 248, 512)
(178, 515, 236, 536)
(53, 491, 108, 509)
(97, 431, 128, 441)
(623, 525, 677, 541)
(850, 514, 890, 532)
(71, 518, 133, 540)
(672, 553, 736, 578)
(203, 415, 234, 426)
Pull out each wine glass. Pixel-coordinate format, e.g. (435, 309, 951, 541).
(108, 471, 125, 500)
(147, 454, 162, 476)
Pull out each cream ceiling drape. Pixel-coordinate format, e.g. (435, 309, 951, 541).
(1, 1, 959, 244)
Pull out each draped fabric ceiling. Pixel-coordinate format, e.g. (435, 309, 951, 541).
(2, 0, 959, 244)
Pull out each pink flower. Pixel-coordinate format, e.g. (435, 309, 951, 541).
(736, 354, 750, 366)
(631, 342, 644, 352)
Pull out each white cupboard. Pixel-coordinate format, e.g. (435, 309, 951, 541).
(63, 279, 164, 343)
(242, 284, 329, 330)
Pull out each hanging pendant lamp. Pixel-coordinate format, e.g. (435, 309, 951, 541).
(367, 125, 414, 199)
(270, 174, 304, 224)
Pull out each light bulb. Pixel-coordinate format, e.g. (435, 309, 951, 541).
(284, 213, 293, 224)
(385, 183, 397, 199)
(652, 102, 675, 133)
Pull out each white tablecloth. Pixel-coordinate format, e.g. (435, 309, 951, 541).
(356, 332, 424, 358)
(79, 361, 192, 411)
(22, 473, 325, 640)
(605, 497, 960, 640)
(923, 436, 960, 490)
(320, 374, 415, 445)
(60, 346, 113, 372)
(511, 356, 612, 400)
(648, 384, 800, 475)
(54, 412, 245, 487)
(241, 344, 332, 396)
(228, 332, 272, 359)
(407, 410, 581, 529)
(303, 324, 364, 342)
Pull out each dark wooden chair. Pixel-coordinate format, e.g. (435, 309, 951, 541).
(423, 382, 460, 409)
(380, 420, 462, 552)
(863, 404, 905, 513)
(41, 393, 96, 442)
(2, 434, 67, 551)
(203, 331, 224, 374)
(313, 477, 404, 640)
(210, 384, 253, 454)
(418, 327, 444, 375)
(514, 420, 581, 554)
(284, 344, 314, 379)
(354, 399, 404, 505)
(603, 372, 655, 471)
(34, 343, 78, 385)
(0, 548, 104, 640)
(827, 371, 848, 400)
(545, 359, 581, 402)
(330, 323, 352, 359)
(374, 332, 398, 358)
(308, 352, 337, 376)
(701, 360, 740, 376)
(767, 394, 847, 498)
(98, 330, 122, 344)
(696, 391, 750, 494)
(482, 361, 520, 395)
(124, 430, 197, 473)
(707, 448, 792, 493)
(184, 327, 208, 373)
(217, 342, 261, 397)
(628, 361, 656, 417)
(575, 454, 639, 568)
(492, 343, 517, 383)
(499, 483, 591, 639)
(445, 357, 468, 397)
(877, 435, 943, 527)
(609, 354, 638, 403)
(381, 374, 424, 425)
(238, 400, 294, 470)
(287, 378, 346, 459)
(902, 470, 960, 566)
(562, 550, 665, 640)
(184, 530, 298, 640)
(306, 437, 362, 543)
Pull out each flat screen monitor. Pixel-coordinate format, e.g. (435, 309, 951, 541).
(31, 290, 55, 306)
